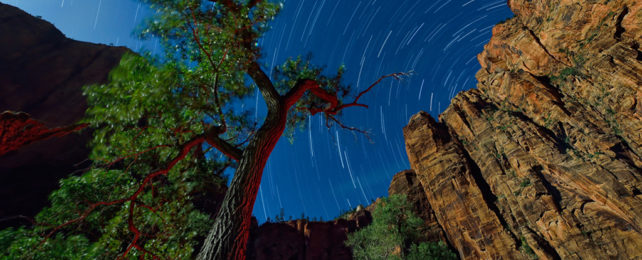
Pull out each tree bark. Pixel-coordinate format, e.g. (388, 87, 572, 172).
(197, 63, 329, 259)
(197, 90, 287, 260)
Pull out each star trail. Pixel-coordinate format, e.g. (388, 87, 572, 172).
(6, 0, 513, 223)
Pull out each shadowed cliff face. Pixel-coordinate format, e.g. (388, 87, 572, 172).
(246, 211, 372, 260)
(0, 3, 127, 227)
(403, 0, 642, 259)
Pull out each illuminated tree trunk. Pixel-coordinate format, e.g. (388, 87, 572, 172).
(196, 62, 389, 259)
(197, 87, 287, 260)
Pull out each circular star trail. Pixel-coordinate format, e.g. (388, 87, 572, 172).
(7, 0, 513, 223)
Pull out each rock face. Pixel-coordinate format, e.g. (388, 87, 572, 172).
(0, 3, 127, 227)
(247, 211, 372, 260)
(404, 0, 642, 259)
(388, 169, 446, 243)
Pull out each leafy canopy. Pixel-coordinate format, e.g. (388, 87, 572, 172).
(1, 0, 360, 258)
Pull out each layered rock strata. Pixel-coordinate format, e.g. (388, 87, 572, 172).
(404, 0, 642, 259)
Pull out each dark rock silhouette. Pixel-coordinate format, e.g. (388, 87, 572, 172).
(0, 3, 127, 228)
(247, 210, 372, 260)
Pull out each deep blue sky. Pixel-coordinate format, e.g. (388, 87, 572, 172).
(4, 0, 512, 222)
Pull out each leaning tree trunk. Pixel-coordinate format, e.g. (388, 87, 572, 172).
(197, 100, 286, 259)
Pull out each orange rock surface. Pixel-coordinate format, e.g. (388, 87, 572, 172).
(403, 0, 642, 259)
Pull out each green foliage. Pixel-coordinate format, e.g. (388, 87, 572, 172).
(1, 157, 223, 259)
(520, 178, 532, 188)
(2, 0, 360, 258)
(520, 236, 538, 259)
(345, 195, 457, 260)
(550, 67, 579, 82)
(407, 241, 457, 260)
(0, 227, 92, 260)
(0, 0, 277, 257)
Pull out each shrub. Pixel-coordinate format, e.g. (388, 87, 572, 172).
(345, 195, 457, 260)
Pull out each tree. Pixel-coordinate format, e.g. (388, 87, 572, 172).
(345, 195, 457, 260)
(0, 0, 404, 259)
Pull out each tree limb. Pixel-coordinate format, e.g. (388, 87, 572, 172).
(283, 79, 320, 108)
(205, 126, 243, 161)
(0, 111, 88, 156)
(247, 61, 282, 112)
(40, 136, 206, 259)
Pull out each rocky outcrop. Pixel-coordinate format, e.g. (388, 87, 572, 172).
(247, 210, 372, 260)
(404, 0, 642, 259)
(0, 3, 127, 227)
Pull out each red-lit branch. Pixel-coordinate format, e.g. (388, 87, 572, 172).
(282, 72, 406, 137)
(284, 72, 406, 115)
(335, 72, 407, 111)
(40, 136, 207, 259)
(0, 111, 88, 156)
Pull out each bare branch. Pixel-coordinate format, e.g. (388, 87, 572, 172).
(283, 72, 406, 138)
(284, 72, 407, 116)
(334, 72, 408, 112)
(327, 114, 371, 139)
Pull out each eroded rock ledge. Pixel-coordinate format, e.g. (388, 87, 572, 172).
(403, 0, 642, 259)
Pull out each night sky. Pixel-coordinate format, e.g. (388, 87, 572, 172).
(5, 0, 513, 223)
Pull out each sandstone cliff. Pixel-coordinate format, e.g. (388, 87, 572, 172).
(0, 3, 127, 227)
(403, 0, 642, 259)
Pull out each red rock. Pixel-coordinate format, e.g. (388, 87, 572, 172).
(247, 213, 371, 260)
(403, 0, 642, 259)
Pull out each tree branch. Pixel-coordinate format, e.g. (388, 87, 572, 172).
(0, 111, 88, 156)
(283, 79, 320, 108)
(188, 9, 230, 134)
(40, 136, 206, 259)
(334, 72, 407, 113)
(283, 72, 406, 137)
(247, 61, 282, 112)
(205, 126, 243, 161)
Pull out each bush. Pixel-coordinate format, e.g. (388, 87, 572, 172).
(345, 195, 457, 260)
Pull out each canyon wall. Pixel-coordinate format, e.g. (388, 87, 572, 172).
(403, 0, 642, 259)
(0, 3, 127, 227)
